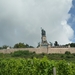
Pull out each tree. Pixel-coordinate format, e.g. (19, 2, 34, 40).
(70, 43, 75, 47)
(25, 44, 29, 48)
(14, 43, 26, 48)
(25, 44, 34, 48)
(54, 41, 59, 46)
(29, 46, 34, 48)
(0, 47, 2, 49)
(64, 43, 75, 47)
(2, 45, 8, 49)
(14, 43, 34, 48)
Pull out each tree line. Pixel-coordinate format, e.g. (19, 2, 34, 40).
(51, 41, 75, 47)
(0, 42, 34, 49)
(0, 41, 75, 49)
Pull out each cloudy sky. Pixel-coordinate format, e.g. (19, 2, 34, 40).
(0, 0, 75, 47)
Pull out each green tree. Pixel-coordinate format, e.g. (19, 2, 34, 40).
(29, 46, 34, 48)
(64, 43, 75, 47)
(25, 44, 29, 48)
(14, 43, 26, 48)
(14, 43, 34, 48)
(2, 45, 8, 49)
(54, 41, 59, 46)
(0, 47, 2, 49)
(70, 43, 75, 47)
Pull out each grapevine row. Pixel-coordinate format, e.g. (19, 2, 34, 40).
(0, 57, 75, 75)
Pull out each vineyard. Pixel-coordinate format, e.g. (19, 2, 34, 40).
(0, 57, 75, 75)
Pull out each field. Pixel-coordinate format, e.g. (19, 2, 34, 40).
(0, 50, 75, 75)
(0, 57, 75, 75)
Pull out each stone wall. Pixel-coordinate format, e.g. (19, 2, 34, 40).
(0, 47, 75, 54)
(48, 48, 75, 54)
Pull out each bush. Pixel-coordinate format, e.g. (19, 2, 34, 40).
(65, 51, 71, 55)
(11, 50, 31, 57)
(72, 53, 75, 56)
(66, 55, 73, 58)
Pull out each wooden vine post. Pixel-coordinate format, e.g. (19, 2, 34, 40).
(53, 67, 56, 75)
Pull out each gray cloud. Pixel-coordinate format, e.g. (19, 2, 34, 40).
(0, 0, 74, 47)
